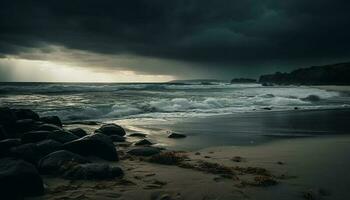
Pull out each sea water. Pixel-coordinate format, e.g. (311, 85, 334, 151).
(0, 81, 348, 122)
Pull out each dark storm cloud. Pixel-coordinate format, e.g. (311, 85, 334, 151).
(1, 0, 350, 75)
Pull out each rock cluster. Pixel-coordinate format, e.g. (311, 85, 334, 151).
(0, 107, 187, 197)
(0, 107, 125, 198)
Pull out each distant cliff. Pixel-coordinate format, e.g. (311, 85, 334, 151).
(231, 78, 256, 84)
(259, 62, 350, 85)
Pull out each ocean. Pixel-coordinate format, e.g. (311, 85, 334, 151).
(0, 81, 349, 122)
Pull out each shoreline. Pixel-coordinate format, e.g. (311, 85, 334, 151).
(192, 134, 350, 200)
(1, 107, 350, 199)
(108, 108, 350, 151)
(30, 134, 350, 200)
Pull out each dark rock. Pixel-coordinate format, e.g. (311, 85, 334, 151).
(262, 107, 272, 110)
(95, 123, 126, 136)
(67, 121, 99, 125)
(12, 109, 39, 121)
(10, 143, 43, 164)
(127, 147, 161, 156)
(318, 188, 331, 196)
(0, 107, 17, 127)
(64, 163, 123, 180)
(110, 135, 126, 142)
(232, 156, 243, 162)
(47, 130, 79, 143)
(134, 139, 153, 146)
(259, 62, 350, 85)
(39, 116, 62, 127)
(303, 190, 318, 200)
(0, 139, 21, 157)
(262, 82, 274, 86)
(0, 139, 21, 149)
(0, 125, 6, 140)
(168, 132, 187, 139)
(14, 119, 39, 136)
(69, 128, 88, 138)
(37, 123, 62, 132)
(38, 150, 90, 174)
(231, 78, 256, 84)
(21, 131, 51, 143)
(128, 132, 147, 138)
(36, 139, 63, 156)
(63, 133, 118, 161)
(0, 158, 44, 197)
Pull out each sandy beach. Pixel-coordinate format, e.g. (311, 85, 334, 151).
(28, 134, 350, 200)
(24, 109, 350, 200)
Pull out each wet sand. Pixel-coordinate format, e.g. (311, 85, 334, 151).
(200, 135, 350, 200)
(115, 108, 350, 150)
(30, 109, 350, 200)
(30, 135, 350, 200)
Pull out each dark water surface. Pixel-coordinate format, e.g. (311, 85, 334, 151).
(1, 82, 348, 121)
(125, 109, 350, 150)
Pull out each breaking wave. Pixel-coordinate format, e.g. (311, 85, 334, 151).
(0, 82, 347, 121)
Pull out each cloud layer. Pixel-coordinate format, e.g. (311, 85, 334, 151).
(1, 0, 350, 79)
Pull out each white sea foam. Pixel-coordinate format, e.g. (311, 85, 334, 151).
(0, 83, 347, 121)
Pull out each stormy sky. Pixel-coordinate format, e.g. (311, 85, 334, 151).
(1, 0, 350, 82)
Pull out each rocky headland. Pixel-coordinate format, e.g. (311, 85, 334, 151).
(258, 62, 350, 86)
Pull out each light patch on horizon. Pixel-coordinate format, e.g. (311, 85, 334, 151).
(0, 58, 175, 82)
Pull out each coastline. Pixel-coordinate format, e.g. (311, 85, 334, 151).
(2, 106, 349, 199)
(196, 135, 350, 200)
(32, 108, 350, 200)
(109, 108, 350, 151)
(29, 134, 350, 200)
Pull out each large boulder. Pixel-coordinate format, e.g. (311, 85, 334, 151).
(0, 107, 17, 127)
(134, 139, 153, 146)
(38, 150, 90, 174)
(63, 163, 123, 180)
(21, 131, 51, 144)
(0, 125, 7, 140)
(0, 139, 21, 157)
(168, 132, 187, 139)
(10, 143, 43, 164)
(47, 130, 79, 143)
(0, 158, 44, 197)
(63, 133, 119, 161)
(37, 123, 62, 132)
(39, 116, 62, 127)
(69, 128, 88, 138)
(14, 119, 40, 136)
(128, 132, 147, 138)
(95, 124, 126, 136)
(127, 147, 161, 157)
(110, 135, 126, 142)
(12, 109, 39, 121)
(36, 139, 63, 156)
